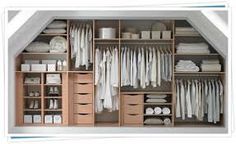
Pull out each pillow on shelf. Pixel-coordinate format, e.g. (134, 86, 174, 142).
(47, 21, 67, 29)
(43, 29, 66, 34)
(25, 42, 50, 53)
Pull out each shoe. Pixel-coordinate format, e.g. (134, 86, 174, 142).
(29, 100, 34, 109)
(34, 100, 39, 109)
(29, 91, 34, 97)
(49, 99, 54, 109)
(54, 87, 59, 96)
(48, 87, 54, 96)
(35, 91, 40, 97)
(53, 99, 58, 109)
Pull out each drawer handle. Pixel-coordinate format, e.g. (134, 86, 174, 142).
(128, 114, 138, 116)
(128, 104, 138, 106)
(78, 113, 90, 115)
(77, 93, 90, 95)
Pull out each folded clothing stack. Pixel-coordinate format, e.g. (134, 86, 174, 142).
(175, 27, 199, 36)
(43, 20, 67, 34)
(201, 59, 221, 72)
(175, 60, 199, 72)
(145, 94, 167, 103)
(144, 117, 171, 125)
(145, 107, 171, 115)
(176, 43, 210, 54)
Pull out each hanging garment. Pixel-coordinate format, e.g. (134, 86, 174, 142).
(180, 80, 185, 120)
(157, 49, 161, 86)
(132, 49, 138, 88)
(140, 48, 146, 89)
(176, 80, 181, 118)
(151, 48, 157, 87)
(186, 80, 192, 118)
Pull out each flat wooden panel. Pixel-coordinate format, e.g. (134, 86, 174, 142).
(123, 114, 143, 124)
(15, 72, 24, 125)
(122, 94, 143, 104)
(124, 104, 143, 114)
(74, 93, 93, 104)
(74, 104, 93, 114)
(62, 73, 69, 125)
(74, 83, 93, 94)
(74, 73, 93, 83)
(74, 114, 93, 124)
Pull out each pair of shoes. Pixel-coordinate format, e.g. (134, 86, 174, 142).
(48, 87, 59, 96)
(29, 100, 39, 109)
(49, 99, 58, 109)
(29, 91, 40, 97)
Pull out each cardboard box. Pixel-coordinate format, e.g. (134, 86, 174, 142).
(162, 31, 171, 40)
(152, 31, 161, 39)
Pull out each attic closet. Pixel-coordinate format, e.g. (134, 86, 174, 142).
(15, 19, 225, 127)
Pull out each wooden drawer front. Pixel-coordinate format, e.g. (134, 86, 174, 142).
(74, 104, 93, 114)
(74, 94, 92, 104)
(74, 114, 93, 124)
(124, 104, 143, 114)
(74, 83, 93, 94)
(123, 94, 143, 104)
(74, 73, 93, 83)
(124, 114, 143, 124)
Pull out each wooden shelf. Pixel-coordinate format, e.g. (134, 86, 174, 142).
(24, 109, 41, 111)
(44, 84, 62, 86)
(16, 71, 67, 73)
(174, 34, 201, 37)
(120, 38, 173, 41)
(144, 103, 172, 105)
(23, 84, 41, 86)
(144, 114, 172, 116)
(44, 96, 62, 98)
(121, 92, 173, 94)
(174, 53, 219, 56)
(39, 33, 67, 36)
(24, 96, 41, 99)
(21, 52, 67, 55)
(44, 109, 62, 111)
(174, 72, 225, 74)
(94, 38, 119, 41)
(68, 71, 93, 73)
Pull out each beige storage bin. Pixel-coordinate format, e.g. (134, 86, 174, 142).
(74, 114, 93, 124)
(141, 31, 150, 39)
(124, 114, 143, 124)
(124, 104, 143, 114)
(122, 32, 131, 39)
(74, 83, 93, 94)
(123, 94, 143, 104)
(131, 34, 139, 39)
(74, 73, 93, 83)
(74, 93, 93, 104)
(74, 104, 93, 114)
(162, 30, 171, 39)
(151, 31, 161, 39)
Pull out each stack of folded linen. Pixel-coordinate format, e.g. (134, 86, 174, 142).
(176, 43, 210, 54)
(201, 59, 221, 72)
(145, 94, 167, 103)
(175, 27, 199, 36)
(175, 60, 199, 72)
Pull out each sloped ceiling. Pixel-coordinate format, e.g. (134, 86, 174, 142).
(8, 10, 228, 59)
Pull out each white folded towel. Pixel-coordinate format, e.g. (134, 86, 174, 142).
(145, 107, 154, 115)
(146, 94, 167, 99)
(177, 43, 208, 50)
(163, 118, 171, 125)
(162, 107, 171, 115)
(146, 99, 167, 103)
(175, 60, 200, 72)
(154, 107, 162, 115)
(201, 64, 221, 72)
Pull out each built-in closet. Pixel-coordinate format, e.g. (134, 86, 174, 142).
(15, 19, 225, 127)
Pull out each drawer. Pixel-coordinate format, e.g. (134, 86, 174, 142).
(74, 73, 93, 83)
(74, 93, 93, 104)
(74, 114, 93, 124)
(74, 83, 93, 94)
(123, 94, 143, 104)
(124, 104, 143, 114)
(74, 104, 93, 114)
(123, 114, 143, 124)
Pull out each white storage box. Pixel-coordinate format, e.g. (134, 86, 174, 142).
(53, 115, 62, 124)
(21, 64, 30, 72)
(42, 60, 57, 64)
(24, 60, 40, 64)
(141, 31, 150, 39)
(45, 115, 53, 124)
(33, 115, 42, 123)
(46, 74, 61, 84)
(131, 34, 139, 39)
(24, 115, 33, 123)
(31, 64, 46, 72)
(152, 31, 161, 39)
(99, 28, 116, 39)
(162, 31, 171, 40)
(122, 32, 131, 39)
(47, 64, 56, 72)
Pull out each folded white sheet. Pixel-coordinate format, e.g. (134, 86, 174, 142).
(162, 107, 171, 115)
(177, 43, 208, 50)
(201, 64, 221, 72)
(146, 99, 167, 103)
(175, 60, 200, 72)
(154, 107, 162, 115)
(145, 107, 154, 115)
(146, 94, 167, 99)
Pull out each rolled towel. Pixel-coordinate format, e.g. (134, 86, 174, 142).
(145, 107, 154, 115)
(163, 117, 171, 125)
(154, 107, 162, 115)
(146, 94, 167, 99)
(144, 118, 163, 125)
(146, 99, 167, 103)
(162, 107, 171, 115)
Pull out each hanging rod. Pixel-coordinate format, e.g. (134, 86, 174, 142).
(121, 42, 172, 45)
